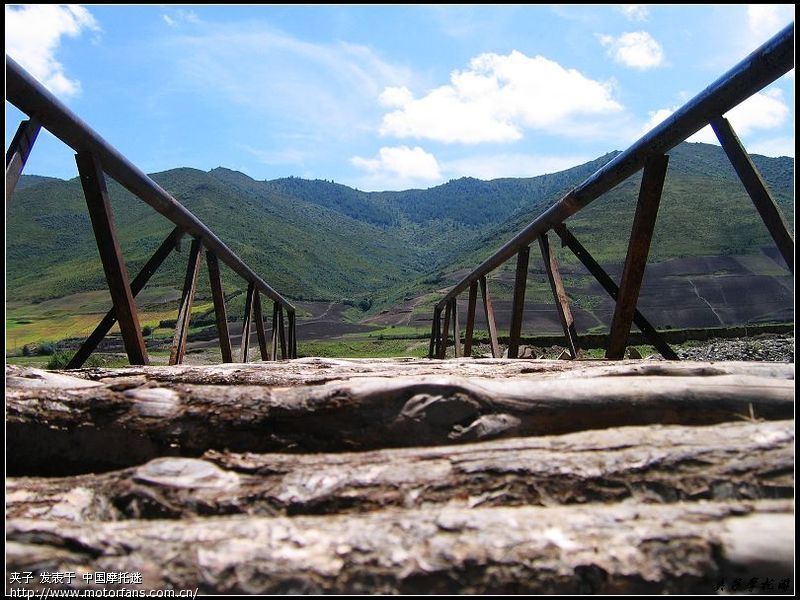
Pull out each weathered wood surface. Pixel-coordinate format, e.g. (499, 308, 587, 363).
(11, 356, 794, 387)
(6, 500, 793, 594)
(6, 420, 793, 521)
(5, 358, 795, 594)
(6, 360, 793, 475)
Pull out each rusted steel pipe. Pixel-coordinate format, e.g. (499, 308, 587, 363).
(6, 56, 295, 315)
(434, 23, 793, 311)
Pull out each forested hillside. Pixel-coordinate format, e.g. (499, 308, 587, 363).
(7, 142, 793, 308)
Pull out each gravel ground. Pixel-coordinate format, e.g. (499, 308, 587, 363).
(675, 334, 794, 363)
(470, 334, 795, 363)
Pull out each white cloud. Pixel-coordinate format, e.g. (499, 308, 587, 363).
(443, 153, 593, 180)
(747, 5, 794, 40)
(5, 5, 99, 97)
(617, 5, 649, 21)
(162, 23, 412, 139)
(598, 31, 664, 69)
(163, 9, 200, 27)
(378, 50, 622, 145)
(351, 146, 441, 181)
(642, 88, 790, 144)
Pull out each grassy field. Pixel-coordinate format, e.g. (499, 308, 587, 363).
(6, 290, 214, 350)
(298, 338, 429, 358)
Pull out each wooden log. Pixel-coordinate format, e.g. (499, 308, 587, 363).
(32, 357, 793, 388)
(75, 151, 148, 365)
(451, 298, 461, 358)
(539, 233, 579, 358)
(6, 420, 792, 521)
(711, 116, 793, 273)
(67, 227, 183, 369)
(169, 238, 203, 366)
(5, 117, 40, 201)
(607, 154, 669, 359)
(206, 250, 233, 363)
(5, 361, 793, 475)
(480, 277, 500, 358)
(5, 500, 793, 594)
(253, 292, 269, 361)
(552, 224, 678, 360)
(240, 282, 255, 363)
(464, 282, 478, 357)
(508, 246, 530, 358)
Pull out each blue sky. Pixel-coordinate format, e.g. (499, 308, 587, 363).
(5, 5, 795, 191)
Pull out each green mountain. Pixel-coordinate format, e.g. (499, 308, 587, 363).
(7, 142, 793, 311)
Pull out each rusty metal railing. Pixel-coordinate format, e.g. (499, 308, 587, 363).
(6, 56, 298, 366)
(429, 23, 794, 361)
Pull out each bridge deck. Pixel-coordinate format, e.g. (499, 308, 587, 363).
(6, 358, 794, 593)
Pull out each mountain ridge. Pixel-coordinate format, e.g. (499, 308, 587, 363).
(8, 142, 793, 308)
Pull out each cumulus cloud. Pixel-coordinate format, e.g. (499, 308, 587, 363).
(351, 146, 441, 181)
(5, 4, 99, 97)
(617, 5, 649, 21)
(642, 88, 789, 144)
(598, 31, 664, 69)
(378, 50, 622, 145)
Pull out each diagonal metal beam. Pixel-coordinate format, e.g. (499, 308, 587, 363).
(76, 151, 148, 365)
(169, 238, 203, 365)
(552, 224, 678, 360)
(711, 116, 794, 273)
(66, 227, 183, 369)
(253, 291, 269, 360)
(480, 276, 500, 358)
(240, 282, 256, 363)
(270, 301, 280, 361)
(539, 233, 579, 359)
(606, 155, 669, 359)
(6, 117, 40, 201)
(278, 305, 287, 359)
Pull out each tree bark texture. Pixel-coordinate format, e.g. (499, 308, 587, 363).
(5, 359, 794, 594)
(6, 420, 793, 522)
(6, 501, 793, 594)
(6, 361, 793, 475)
